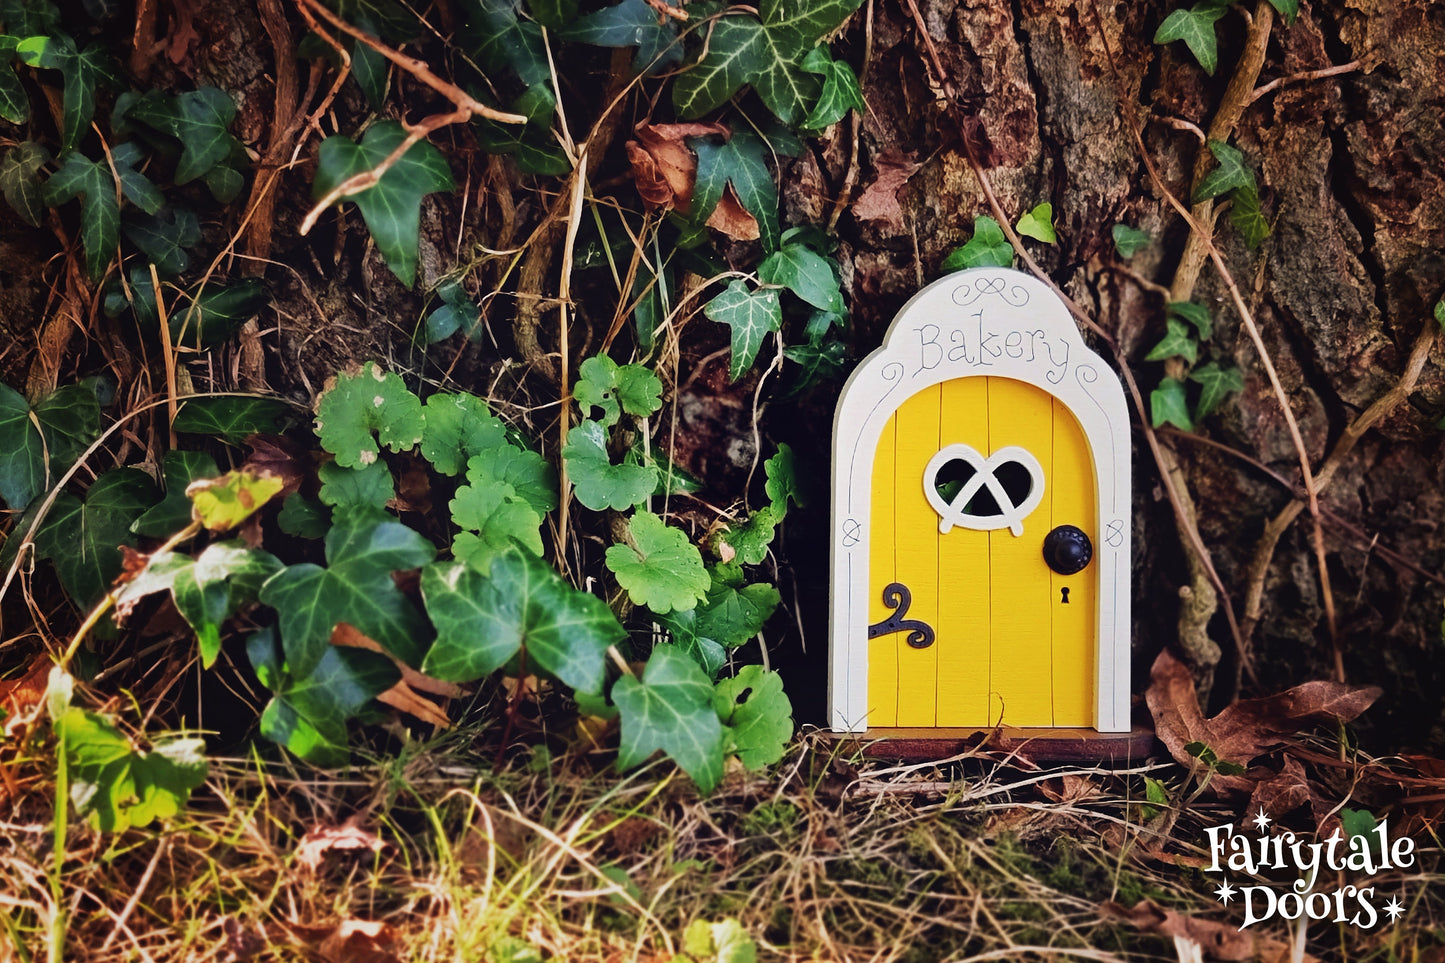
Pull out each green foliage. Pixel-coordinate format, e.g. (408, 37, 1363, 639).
(313, 121, 454, 287)
(123, 207, 201, 275)
(941, 216, 1012, 271)
(105, 271, 270, 349)
(1265, 0, 1299, 24)
(15, 33, 118, 149)
(1111, 223, 1151, 258)
(0, 37, 28, 124)
(188, 468, 285, 531)
(1145, 319, 1199, 364)
(714, 665, 792, 769)
(759, 242, 843, 314)
(678, 918, 758, 963)
(172, 396, 293, 441)
(0, 381, 101, 510)
(1228, 182, 1270, 249)
(1189, 361, 1245, 420)
(692, 131, 780, 253)
(419, 391, 507, 475)
(1150, 377, 1193, 432)
(120, 87, 243, 185)
(1153, 1, 1227, 75)
(319, 459, 394, 519)
(1194, 140, 1254, 203)
(1015, 203, 1057, 244)
(315, 363, 426, 469)
(43, 144, 162, 279)
(1167, 301, 1212, 339)
(564, 420, 659, 511)
(574, 355, 663, 427)
(131, 450, 220, 536)
(35, 468, 158, 608)
(422, 279, 481, 344)
(606, 511, 710, 614)
(562, 0, 683, 73)
(450, 479, 546, 573)
(717, 506, 779, 566)
(799, 45, 864, 130)
(0, 141, 50, 226)
(1183, 740, 1246, 776)
(763, 444, 802, 515)
(704, 280, 782, 382)
(613, 645, 726, 792)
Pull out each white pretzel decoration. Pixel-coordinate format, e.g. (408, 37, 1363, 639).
(922, 444, 1045, 537)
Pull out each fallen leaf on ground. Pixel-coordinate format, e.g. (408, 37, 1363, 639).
(290, 919, 400, 963)
(852, 150, 920, 231)
(331, 623, 467, 698)
(1246, 754, 1312, 821)
(0, 654, 50, 728)
(706, 184, 760, 241)
(376, 678, 451, 730)
(296, 817, 388, 872)
(242, 435, 310, 496)
(627, 122, 725, 213)
(1101, 900, 1321, 962)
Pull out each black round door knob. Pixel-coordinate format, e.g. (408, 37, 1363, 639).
(1043, 525, 1093, 575)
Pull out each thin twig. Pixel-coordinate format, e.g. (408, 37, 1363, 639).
(1249, 61, 1361, 106)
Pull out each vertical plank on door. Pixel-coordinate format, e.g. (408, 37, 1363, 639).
(893, 385, 942, 726)
(1050, 399, 1096, 726)
(867, 415, 899, 727)
(935, 377, 992, 726)
(987, 377, 1055, 727)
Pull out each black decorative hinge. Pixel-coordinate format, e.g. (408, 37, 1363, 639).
(867, 582, 936, 649)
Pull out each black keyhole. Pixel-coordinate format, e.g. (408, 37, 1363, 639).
(1060, 587, 1071, 604)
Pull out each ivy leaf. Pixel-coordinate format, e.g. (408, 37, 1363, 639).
(653, 609, 728, 679)
(782, 338, 846, 395)
(313, 121, 454, 287)
(449, 483, 545, 574)
(763, 444, 802, 515)
(528, 0, 577, 29)
(458, 0, 552, 92)
(418, 391, 507, 475)
(186, 469, 285, 532)
(941, 216, 1013, 271)
(717, 506, 778, 566)
(318, 459, 394, 518)
(799, 45, 864, 130)
(694, 564, 780, 647)
(1153, 2, 1226, 76)
(1, 142, 50, 226)
(1228, 181, 1270, 249)
(54, 707, 207, 832)
(35, 468, 159, 608)
(714, 665, 792, 769)
(421, 551, 624, 692)
(462, 444, 557, 515)
(1435, 296, 1445, 329)
(131, 450, 220, 537)
(172, 396, 293, 441)
(1111, 223, 1151, 258)
(1189, 361, 1244, 420)
(122, 207, 201, 276)
(259, 517, 436, 678)
(1015, 202, 1057, 243)
(0, 38, 27, 125)
(43, 145, 162, 279)
(605, 511, 710, 614)
(1150, 377, 1194, 431)
(758, 243, 843, 314)
(704, 280, 782, 382)
(1264, 0, 1299, 24)
(682, 919, 757, 963)
(1194, 139, 1255, 203)
(1144, 318, 1199, 364)
(573, 355, 663, 428)
(613, 645, 726, 792)
(563, 420, 658, 511)
(121, 87, 241, 183)
(562, 0, 683, 73)
(0, 381, 101, 510)
(314, 362, 425, 469)
(692, 131, 780, 253)
(15, 35, 117, 149)
(171, 278, 270, 349)
(1166, 301, 1213, 340)
(277, 494, 330, 539)
(473, 118, 572, 176)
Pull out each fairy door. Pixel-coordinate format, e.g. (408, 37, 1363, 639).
(829, 268, 1131, 734)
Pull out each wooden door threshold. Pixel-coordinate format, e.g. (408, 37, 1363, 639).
(829, 723, 1158, 765)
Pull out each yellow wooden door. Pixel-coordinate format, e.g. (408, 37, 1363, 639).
(867, 376, 1097, 728)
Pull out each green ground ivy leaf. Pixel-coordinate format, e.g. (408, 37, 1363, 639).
(1189, 361, 1244, 420)
(1016, 202, 1057, 243)
(681, 918, 757, 963)
(941, 216, 1012, 271)
(315, 362, 425, 469)
(574, 355, 663, 428)
(758, 243, 843, 314)
(449, 482, 544, 574)
(695, 564, 779, 647)
(172, 396, 293, 441)
(1153, 2, 1226, 75)
(122, 207, 201, 276)
(463, 444, 557, 515)
(122, 87, 241, 183)
(606, 511, 710, 614)
(1111, 223, 1151, 258)
(763, 444, 801, 515)
(318, 459, 394, 518)
(613, 645, 726, 792)
(716, 506, 778, 566)
(1194, 139, 1254, 203)
(714, 665, 792, 769)
(0, 38, 27, 125)
(259, 517, 435, 677)
(419, 391, 507, 475)
(54, 707, 207, 832)
(313, 121, 454, 287)
(36, 468, 159, 608)
(563, 420, 658, 511)
(0, 381, 101, 510)
(16, 35, 118, 149)
(1, 142, 50, 226)
(1144, 318, 1198, 364)
(704, 280, 782, 382)
(1228, 181, 1270, 249)
(458, 0, 552, 92)
(131, 449, 219, 536)
(799, 45, 863, 130)
(561, 0, 683, 73)
(473, 117, 572, 176)
(782, 339, 846, 395)
(1150, 377, 1193, 431)
(421, 551, 624, 692)
(43, 144, 162, 279)
(692, 131, 780, 253)
(1166, 300, 1213, 340)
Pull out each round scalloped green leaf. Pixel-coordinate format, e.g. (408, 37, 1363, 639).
(605, 511, 709, 614)
(563, 421, 658, 511)
(448, 482, 545, 574)
(419, 392, 508, 475)
(612, 645, 725, 792)
(463, 444, 557, 515)
(573, 355, 663, 427)
(314, 363, 425, 469)
(318, 459, 394, 517)
(713, 665, 793, 770)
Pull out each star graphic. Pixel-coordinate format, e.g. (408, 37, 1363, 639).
(1384, 896, 1406, 923)
(1251, 808, 1272, 832)
(1215, 881, 1237, 904)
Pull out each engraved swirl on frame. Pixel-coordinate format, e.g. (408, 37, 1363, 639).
(1075, 363, 1120, 513)
(950, 276, 1031, 307)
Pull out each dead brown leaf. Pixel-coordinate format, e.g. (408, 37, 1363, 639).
(0, 655, 51, 726)
(292, 919, 400, 963)
(242, 435, 311, 497)
(1146, 649, 1381, 793)
(852, 150, 920, 231)
(1101, 900, 1321, 962)
(376, 678, 451, 730)
(331, 623, 467, 699)
(296, 817, 388, 872)
(626, 122, 726, 212)
(706, 184, 760, 241)
(1246, 754, 1312, 820)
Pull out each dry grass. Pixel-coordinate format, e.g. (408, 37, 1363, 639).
(1, 725, 1439, 963)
